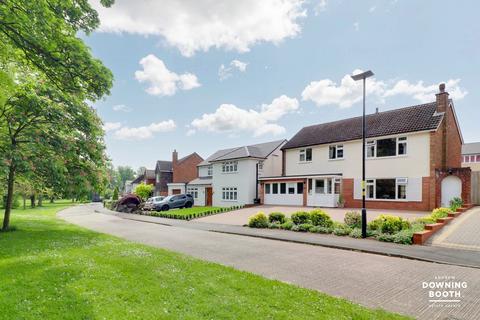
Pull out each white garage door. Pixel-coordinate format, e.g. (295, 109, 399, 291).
(441, 175, 462, 207)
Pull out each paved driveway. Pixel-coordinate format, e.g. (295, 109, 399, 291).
(59, 204, 480, 320)
(429, 207, 480, 251)
(196, 205, 429, 225)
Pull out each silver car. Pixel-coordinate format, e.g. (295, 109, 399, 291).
(144, 196, 165, 211)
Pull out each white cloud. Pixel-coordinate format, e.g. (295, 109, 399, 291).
(103, 122, 122, 132)
(353, 22, 360, 31)
(190, 95, 299, 137)
(112, 104, 132, 112)
(218, 59, 248, 81)
(91, 0, 306, 57)
(315, 0, 328, 15)
(302, 71, 467, 108)
(369, 6, 376, 12)
(135, 54, 200, 96)
(113, 120, 176, 140)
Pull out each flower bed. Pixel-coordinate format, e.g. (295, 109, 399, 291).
(248, 207, 462, 245)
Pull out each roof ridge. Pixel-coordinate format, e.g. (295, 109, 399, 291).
(302, 101, 437, 130)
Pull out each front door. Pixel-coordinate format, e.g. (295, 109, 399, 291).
(205, 187, 213, 206)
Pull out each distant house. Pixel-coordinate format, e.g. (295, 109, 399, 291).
(167, 150, 204, 195)
(131, 168, 156, 193)
(190, 140, 286, 207)
(154, 161, 173, 196)
(260, 84, 471, 210)
(462, 142, 480, 172)
(124, 180, 133, 194)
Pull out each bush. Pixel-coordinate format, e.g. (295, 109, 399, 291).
(309, 226, 333, 234)
(248, 212, 268, 228)
(344, 211, 361, 228)
(349, 228, 363, 238)
(449, 197, 463, 212)
(392, 229, 415, 245)
(309, 209, 333, 228)
(297, 223, 314, 232)
(376, 233, 395, 242)
(112, 187, 119, 200)
(332, 223, 351, 236)
(431, 207, 452, 220)
(414, 216, 436, 225)
(291, 211, 311, 225)
(368, 215, 410, 234)
(134, 183, 154, 201)
(268, 222, 281, 229)
(268, 212, 286, 224)
(280, 220, 294, 230)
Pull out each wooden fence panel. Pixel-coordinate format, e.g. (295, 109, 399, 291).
(472, 171, 480, 205)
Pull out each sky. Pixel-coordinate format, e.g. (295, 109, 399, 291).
(85, 0, 480, 170)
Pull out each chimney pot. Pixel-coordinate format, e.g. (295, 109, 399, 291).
(439, 83, 446, 93)
(375, 107, 379, 114)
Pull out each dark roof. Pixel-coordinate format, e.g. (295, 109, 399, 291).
(145, 169, 155, 180)
(462, 142, 480, 155)
(131, 174, 144, 184)
(201, 140, 286, 164)
(155, 160, 172, 172)
(282, 102, 444, 150)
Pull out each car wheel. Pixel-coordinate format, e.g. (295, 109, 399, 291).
(161, 205, 169, 211)
(185, 202, 192, 208)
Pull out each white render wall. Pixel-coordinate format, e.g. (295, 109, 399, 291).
(284, 132, 431, 179)
(167, 184, 185, 195)
(212, 158, 258, 207)
(198, 165, 211, 178)
(188, 185, 206, 206)
(259, 143, 284, 177)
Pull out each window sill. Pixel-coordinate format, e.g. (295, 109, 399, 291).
(221, 199, 238, 202)
(366, 155, 408, 160)
(221, 171, 238, 174)
(365, 198, 411, 202)
(298, 161, 313, 164)
(328, 158, 344, 161)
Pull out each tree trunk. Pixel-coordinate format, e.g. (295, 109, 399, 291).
(30, 195, 35, 208)
(2, 164, 15, 231)
(38, 195, 43, 207)
(50, 197, 54, 203)
(23, 195, 26, 210)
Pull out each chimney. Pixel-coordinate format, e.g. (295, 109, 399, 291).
(435, 83, 449, 114)
(172, 149, 178, 165)
(375, 107, 379, 114)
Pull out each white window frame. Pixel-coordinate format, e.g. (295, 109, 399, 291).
(187, 187, 199, 199)
(329, 144, 344, 160)
(299, 148, 312, 162)
(222, 161, 238, 173)
(366, 136, 407, 158)
(222, 187, 238, 201)
(365, 178, 408, 200)
(207, 165, 213, 176)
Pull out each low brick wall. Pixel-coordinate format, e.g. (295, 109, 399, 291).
(412, 205, 473, 245)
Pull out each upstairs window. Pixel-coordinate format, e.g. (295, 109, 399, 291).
(367, 137, 407, 158)
(329, 145, 344, 159)
(207, 165, 213, 176)
(222, 161, 238, 173)
(299, 148, 312, 162)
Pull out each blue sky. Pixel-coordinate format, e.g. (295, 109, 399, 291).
(86, 0, 480, 169)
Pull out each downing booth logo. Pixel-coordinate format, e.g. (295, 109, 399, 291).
(422, 275, 468, 308)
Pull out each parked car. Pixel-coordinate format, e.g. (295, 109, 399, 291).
(154, 194, 194, 211)
(144, 196, 165, 210)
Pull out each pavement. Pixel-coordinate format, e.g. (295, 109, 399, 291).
(428, 206, 480, 251)
(59, 203, 480, 320)
(196, 204, 429, 226)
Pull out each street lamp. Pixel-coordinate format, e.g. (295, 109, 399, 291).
(351, 70, 374, 238)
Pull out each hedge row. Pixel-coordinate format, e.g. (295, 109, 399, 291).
(149, 205, 245, 221)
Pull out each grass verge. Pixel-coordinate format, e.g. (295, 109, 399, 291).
(0, 202, 410, 319)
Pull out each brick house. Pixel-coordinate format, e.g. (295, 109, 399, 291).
(131, 168, 156, 193)
(154, 161, 172, 196)
(167, 150, 204, 195)
(259, 84, 471, 210)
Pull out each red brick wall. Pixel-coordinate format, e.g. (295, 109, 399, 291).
(342, 178, 431, 211)
(172, 153, 203, 183)
(445, 104, 462, 168)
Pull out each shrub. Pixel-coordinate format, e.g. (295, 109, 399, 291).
(368, 215, 410, 234)
(310, 209, 333, 228)
(268, 222, 281, 229)
(392, 229, 415, 245)
(333, 225, 351, 236)
(280, 220, 294, 230)
(449, 197, 463, 212)
(297, 223, 314, 232)
(309, 226, 333, 234)
(112, 187, 119, 200)
(376, 233, 395, 242)
(248, 212, 269, 228)
(414, 216, 436, 225)
(349, 228, 363, 238)
(134, 183, 154, 201)
(431, 207, 452, 220)
(291, 211, 311, 225)
(268, 212, 286, 224)
(344, 211, 361, 228)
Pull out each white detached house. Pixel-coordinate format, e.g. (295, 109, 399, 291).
(188, 140, 286, 207)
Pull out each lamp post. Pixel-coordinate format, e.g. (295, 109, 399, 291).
(351, 70, 374, 238)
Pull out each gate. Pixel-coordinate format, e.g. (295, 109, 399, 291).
(472, 171, 480, 205)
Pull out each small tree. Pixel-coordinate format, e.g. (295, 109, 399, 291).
(134, 183, 153, 201)
(112, 187, 119, 201)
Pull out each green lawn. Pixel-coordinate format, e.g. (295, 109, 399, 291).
(0, 202, 410, 319)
